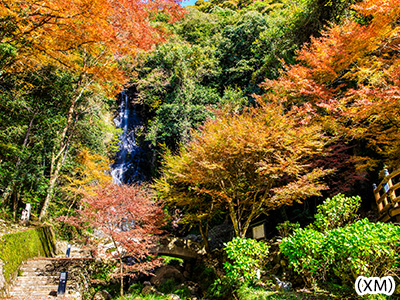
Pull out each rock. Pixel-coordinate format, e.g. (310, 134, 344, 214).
(93, 290, 112, 300)
(142, 285, 164, 296)
(184, 234, 202, 243)
(272, 275, 292, 292)
(143, 281, 152, 286)
(150, 265, 184, 287)
(168, 294, 180, 300)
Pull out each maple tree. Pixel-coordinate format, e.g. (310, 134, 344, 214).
(0, 0, 184, 220)
(155, 102, 329, 238)
(67, 183, 164, 296)
(260, 0, 400, 173)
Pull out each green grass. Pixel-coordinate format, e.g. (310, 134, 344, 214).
(115, 295, 170, 300)
(236, 284, 395, 300)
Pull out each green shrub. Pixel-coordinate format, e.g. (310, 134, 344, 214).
(115, 294, 169, 300)
(279, 228, 328, 285)
(280, 219, 400, 286)
(276, 221, 300, 238)
(326, 219, 400, 282)
(223, 237, 269, 284)
(312, 193, 360, 231)
(161, 256, 183, 267)
(127, 282, 143, 295)
(208, 277, 234, 299)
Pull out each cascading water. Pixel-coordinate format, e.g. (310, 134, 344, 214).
(111, 91, 145, 185)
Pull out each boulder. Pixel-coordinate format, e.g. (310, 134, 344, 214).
(141, 285, 163, 296)
(92, 290, 112, 300)
(150, 265, 185, 287)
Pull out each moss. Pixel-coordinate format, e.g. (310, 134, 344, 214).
(0, 226, 56, 287)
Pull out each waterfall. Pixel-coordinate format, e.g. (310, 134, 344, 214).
(111, 91, 144, 185)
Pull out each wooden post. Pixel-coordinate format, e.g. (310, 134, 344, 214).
(380, 169, 390, 210)
(373, 183, 382, 214)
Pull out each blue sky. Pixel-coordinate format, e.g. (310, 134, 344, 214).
(181, 0, 197, 7)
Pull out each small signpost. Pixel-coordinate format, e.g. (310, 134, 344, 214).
(20, 203, 31, 226)
(57, 272, 68, 296)
(66, 244, 71, 258)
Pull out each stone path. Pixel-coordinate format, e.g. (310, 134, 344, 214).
(5, 244, 90, 300)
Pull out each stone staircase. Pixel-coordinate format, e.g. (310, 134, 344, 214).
(7, 244, 91, 300)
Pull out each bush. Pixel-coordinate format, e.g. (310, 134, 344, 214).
(279, 228, 328, 285)
(327, 219, 400, 282)
(312, 193, 360, 231)
(224, 237, 269, 284)
(276, 221, 300, 238)
(280, 219, 400, 286)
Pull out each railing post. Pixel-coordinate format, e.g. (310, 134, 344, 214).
(384, 168, 397, 207)
(373, 183, 382, 214)
(380, 168, 390, 209)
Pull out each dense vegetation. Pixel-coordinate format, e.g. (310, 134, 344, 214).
(1, 0, 400, 298)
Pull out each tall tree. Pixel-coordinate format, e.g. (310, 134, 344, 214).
(0, 0, 184, 220)
(260, 0, 400, 172)
(155, 102, 329, 238)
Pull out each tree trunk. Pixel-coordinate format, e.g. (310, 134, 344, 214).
(228, 202, 240, 237)
(228, 194, 266, 238)
(39, 80, 90, 221)
(120, 258, 124, 297)
(199, 220, 210, 253)
(39, 169, 59, 221)
(38, 115, 79, 221)
(1, 111, 37, 205)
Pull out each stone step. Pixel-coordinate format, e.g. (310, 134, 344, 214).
(7, 295, 78, 300)
(8, 253, 89, 300)
(12, 280, 59, 287)
(15, 275, 59, 280)
(19, 268, 55, 273)
(10, 285, 59, 292)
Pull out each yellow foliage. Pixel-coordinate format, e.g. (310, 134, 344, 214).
(63, 149, 112, 197)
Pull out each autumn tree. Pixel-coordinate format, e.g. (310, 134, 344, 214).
(58, 148, 113, 217)
(260, 0, 400, 173)
(155, 102, 329, 239)
(67, 183, 164, 297)
(0, 0, 184, 220)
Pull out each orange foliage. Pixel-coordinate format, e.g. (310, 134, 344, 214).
(260, 0, 400, 170)
(63, 148, 112, 198)
(1, 0, 184, 93)
(65, 183, 164, 296)
(156, 102, 329, 238)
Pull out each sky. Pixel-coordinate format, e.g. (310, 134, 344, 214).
(181, 0, 197, 7)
